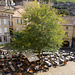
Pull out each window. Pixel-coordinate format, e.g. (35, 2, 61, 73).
(9, 21, 10, 26)
(11, 21, 13, 26)
(66, 27, 70, 29)
(4, 19, 7, 25)
(6, 14, 8, 16)
(4, 28, 7, 33)
(0, 13, 2, 15)
(16, 19, 18, 24)
(9, 21, 13, 26)
(65, 32, 68, 37)
(16, 28, 19, 32)
(4, 36, 7, 42)
(19, 19, 23, 24)
(0, 28, 2, 33)
(0, 19, 1, 25)
(0, 37, 2, 42)
(10, 15, 13, 19)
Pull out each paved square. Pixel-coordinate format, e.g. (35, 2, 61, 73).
(35, 62, 75, 75)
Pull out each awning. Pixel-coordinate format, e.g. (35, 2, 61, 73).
(27, 55, 39, 62)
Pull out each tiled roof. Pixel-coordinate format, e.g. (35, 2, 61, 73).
(13, 8, 25, 17)
(62, 16, 75, 26)
(0, 15, 8, 18)
(0, 6, 6, 11)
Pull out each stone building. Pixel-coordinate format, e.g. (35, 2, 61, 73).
(0, 0, 75, 48)
(13, 8, 24, 32)
(0, 15, 10, 44)
(62, 16, 75, 48)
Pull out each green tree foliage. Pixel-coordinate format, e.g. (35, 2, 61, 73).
(57, 9, 70, 15)
(6, 1, 65, 54)
(44, 0, 57, 3)
(57, 0, 75, 3)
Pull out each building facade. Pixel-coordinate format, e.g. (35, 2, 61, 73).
(62, 16, 75, 48)
(0, 15, 10, 44)
(0, 0, 75, 48)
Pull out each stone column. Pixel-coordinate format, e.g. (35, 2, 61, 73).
(4, 0, 10, 9)
(5, 0, 8, 6)
(2, 35, 4, 44)
(69, 40, 72, 48)
(7, 34, 10, 43)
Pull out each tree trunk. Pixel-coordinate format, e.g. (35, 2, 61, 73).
(38, 49, 40, 59)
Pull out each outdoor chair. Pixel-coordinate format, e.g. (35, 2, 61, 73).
(54, 61, 59, 66)
(65, 57, 69, 61)
(44, 58, 48, 61)
(59, 59, 65, 66)
(51, 61, 57, 68)
(43, 65, 49, 70)
(17, 73, 22, 75)
(27, 68, 34, 74)
(45, 61, 52, 67)
(69, 56, 75, 61)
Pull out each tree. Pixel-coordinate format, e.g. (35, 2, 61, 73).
(6, 1, 65, 56)
(57, 9, 70, 15)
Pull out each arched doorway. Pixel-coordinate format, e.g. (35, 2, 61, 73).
(62, 41, 69, 47)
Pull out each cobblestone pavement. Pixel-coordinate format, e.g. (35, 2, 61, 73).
(34, 61, 75, 75)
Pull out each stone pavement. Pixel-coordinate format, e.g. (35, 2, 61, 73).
(34, 61, 75, 75)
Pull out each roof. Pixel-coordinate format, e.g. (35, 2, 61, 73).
(62, 16, 75, 26)
(0, 5, 24, 14)
(0, 15, 8, 18)
(0, 6, 6, 11)
(13, 8, 25, 17)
